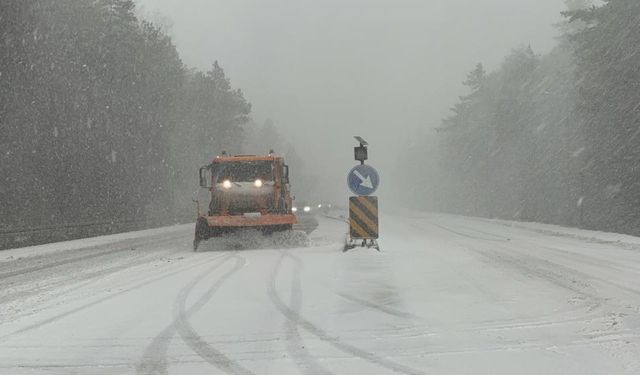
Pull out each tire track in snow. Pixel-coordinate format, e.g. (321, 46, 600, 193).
(423, 220, 606, 309)
(429, 222, 510, 243)
(268, 251, 427, 375)
(427, 221, 599, 298)
(170, 254, 253, 375)
(0, 252, 228, 340)
(1, 238, 186, 307)
(430, 219, 640, 299)
(437, 217, 640, 274)
(335, 292, 419, 320)
(401, 220, 608, 339)
(136, 252, 236, 375)
(0, 234, 182, 280)
(279, 252, 333, 375)
(427, 220, 640, 351)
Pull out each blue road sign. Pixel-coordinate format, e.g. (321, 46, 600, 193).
(348, 164, 380, 196)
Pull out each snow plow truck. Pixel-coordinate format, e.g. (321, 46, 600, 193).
(193, 152, 297, 250)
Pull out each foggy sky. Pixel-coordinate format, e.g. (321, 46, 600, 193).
(135, 0, 566, 201)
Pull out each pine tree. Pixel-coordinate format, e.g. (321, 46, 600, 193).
(565, 0, 640, 233)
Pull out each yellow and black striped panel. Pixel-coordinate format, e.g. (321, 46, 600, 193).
(349, 196, 379, 239)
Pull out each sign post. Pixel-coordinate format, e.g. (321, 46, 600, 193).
(345, 136, 380, 251)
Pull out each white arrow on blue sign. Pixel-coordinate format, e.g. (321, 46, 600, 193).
(348, 164, 380, 196)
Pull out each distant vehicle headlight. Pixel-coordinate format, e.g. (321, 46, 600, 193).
(292, 207, 298, 213)
(254, 179, 263, 188)
(304, 206, 311, 213)
(318, 204, 322, 208)
(222, 180, 232, 189)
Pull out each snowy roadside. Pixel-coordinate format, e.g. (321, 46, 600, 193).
(478, 217, 640, 250)
(0, 223, 192, 263)
(396, 208, 640, 251)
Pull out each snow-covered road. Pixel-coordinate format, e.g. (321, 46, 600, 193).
(1, 213, 639, 374)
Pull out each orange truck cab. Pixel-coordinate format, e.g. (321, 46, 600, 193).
(193, 153, 297, 250)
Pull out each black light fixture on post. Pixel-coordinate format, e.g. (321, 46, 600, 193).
(354, 136, 368, 165)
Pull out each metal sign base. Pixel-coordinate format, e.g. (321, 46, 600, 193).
(344, 237, 380, 252)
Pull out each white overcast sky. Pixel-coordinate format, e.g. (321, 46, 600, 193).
(135, 0, 566, 199)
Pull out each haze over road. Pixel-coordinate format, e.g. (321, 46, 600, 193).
(134, 0, 566, 200)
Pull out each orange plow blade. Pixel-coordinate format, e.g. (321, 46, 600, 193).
(206, 214, 297, 228)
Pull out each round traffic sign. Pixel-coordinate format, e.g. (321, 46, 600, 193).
(348, 164, 380, 196)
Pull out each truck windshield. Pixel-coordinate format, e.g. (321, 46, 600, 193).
(213, 161, 273, 183)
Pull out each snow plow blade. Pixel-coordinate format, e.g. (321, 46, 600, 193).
(194, 214, 297, 250)
(206, 214, 296, 228)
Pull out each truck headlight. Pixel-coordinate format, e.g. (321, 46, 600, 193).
(304, 206, 311, 213)
(222, 180, 232, 189)
(254, 179, 263, 188)
(292, 207, 298, 213)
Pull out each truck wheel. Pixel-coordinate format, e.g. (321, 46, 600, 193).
(193, 238, 200, 251)
(194, 218, 208, 251)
